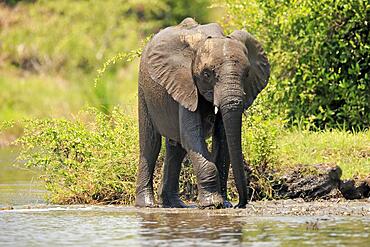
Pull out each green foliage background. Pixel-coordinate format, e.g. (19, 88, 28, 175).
(0, 0, 211, 117)
(2, 0, 368, 129)
(223, 0, 369, 130)
(1, 0, 210, 75)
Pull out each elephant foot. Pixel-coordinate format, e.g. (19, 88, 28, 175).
(197, 191, 224, 209)
(159, 193, 189, 208)
(135, 188, 156, 208)
(233, 200, 247, 209)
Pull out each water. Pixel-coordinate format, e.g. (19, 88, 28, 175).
(1, 207, 370, 246)
(1, 147, 370, 246)
(0, 147, 44, 206)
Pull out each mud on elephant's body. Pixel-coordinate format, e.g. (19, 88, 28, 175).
(135, 18, 270, 208)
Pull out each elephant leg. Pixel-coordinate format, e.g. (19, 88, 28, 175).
(158, 139, 188, 208)
(179, 106, 223, 209)
(212, 113, 233, 208)
(135, 88, 162, 207)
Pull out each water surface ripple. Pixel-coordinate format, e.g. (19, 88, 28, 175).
(1, 206, 370, 246)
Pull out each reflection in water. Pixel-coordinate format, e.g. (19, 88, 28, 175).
(1, 207, 370, 246)
(241, 217, 370, 246)
(0, 147, 45, 207)
(136, 210, 243, 245)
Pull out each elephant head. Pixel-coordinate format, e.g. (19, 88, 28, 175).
(146, 18, 270, 207)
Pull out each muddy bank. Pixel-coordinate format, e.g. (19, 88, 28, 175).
(180, 162, 370, 203)
(240, 198, 370, 217)
(269, 164, 369, 200)
(1, 198, 369, 216)
(213, 163, 370, 203)
(272, 164, 370, 201)
(147, 158, 370, 207)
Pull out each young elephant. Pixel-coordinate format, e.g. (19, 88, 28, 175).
(135, 18, 270, 208)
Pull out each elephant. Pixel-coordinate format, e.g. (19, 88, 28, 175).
(135, 17, 270, 208)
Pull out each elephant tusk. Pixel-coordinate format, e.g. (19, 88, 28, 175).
(214, 106, 219, 114)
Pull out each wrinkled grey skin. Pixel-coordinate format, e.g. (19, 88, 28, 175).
(135, 18, 270, 209)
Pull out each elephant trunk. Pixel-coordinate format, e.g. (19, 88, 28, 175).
(220, 93, 249, 208)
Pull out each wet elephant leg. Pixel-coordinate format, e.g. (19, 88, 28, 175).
(179, 106, 223, 208)
(135, 88, 162, 207)
(212, 113, 233, 208)
(158, 139, 188, 208)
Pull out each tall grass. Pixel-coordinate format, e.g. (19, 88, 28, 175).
(276, 129, 370, 179)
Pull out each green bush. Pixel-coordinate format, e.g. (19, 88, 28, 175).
(15, 108, 139, 204)
(160, 0, 210, 26)
(10, 107, 200, 204)
(223, 0, 369, 130)
(2, 0, 34, 6)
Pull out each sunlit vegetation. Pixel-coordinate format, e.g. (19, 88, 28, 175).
(0, 0, 211, 118)
(0, 0, 368, 204)
(11, 108, 369, 204)
(16, 108, 139, 204)
(276, 129, 370, 179)
(223, 0, 369, 130)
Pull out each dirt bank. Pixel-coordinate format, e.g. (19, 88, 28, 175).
(142, 199, 370, 216)
(1, 198, 369, 216)
(239, 198, 370, 216)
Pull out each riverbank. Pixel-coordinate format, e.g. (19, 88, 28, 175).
(1, 120, 369, 205)
(1, 198, 370, 216)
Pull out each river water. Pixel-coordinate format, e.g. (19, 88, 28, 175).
(1, 147, 370, 246)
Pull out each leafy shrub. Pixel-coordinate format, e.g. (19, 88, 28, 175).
(223, 0, 369, 130)
(7, 106, 368, 204)
(2, 0, 34, 6)
(15, 108, 139, 204)
(160, 0, 210, 26)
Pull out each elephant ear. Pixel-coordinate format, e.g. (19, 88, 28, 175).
(229, 30, 270, 109)
(146, 18, 204, 112)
